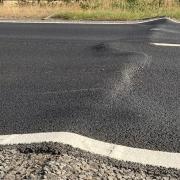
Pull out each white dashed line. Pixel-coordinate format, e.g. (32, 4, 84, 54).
(150, 43, 180, 47)
(0, 132, 180, 169)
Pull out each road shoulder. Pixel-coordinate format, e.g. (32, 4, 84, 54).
(0, 142, 180, 179)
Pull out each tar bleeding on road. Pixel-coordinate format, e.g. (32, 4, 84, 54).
(0, 18, 180, 153)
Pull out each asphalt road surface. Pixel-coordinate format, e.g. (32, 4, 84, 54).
(0, 19, 180, 153)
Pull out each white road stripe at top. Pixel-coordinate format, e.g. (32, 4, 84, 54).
(150, 43, 180, 47)
(0, 17, 178, 25)
(0, 132, 180, 169)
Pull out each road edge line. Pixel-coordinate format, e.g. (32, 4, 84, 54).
(0, 132, 179, 169)
(0, 17, 179, 24)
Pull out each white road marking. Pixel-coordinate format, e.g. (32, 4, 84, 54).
(150, 43, 180, 47)
(30, 88, 105, 95)
(0, 17, 179, 25)
(167, 17, 180, 24)
(151, 28, 180, 34)
(0, 132, 180, 169)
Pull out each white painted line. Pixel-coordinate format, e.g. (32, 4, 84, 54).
(167, 17, 180, 24)
(0, 17, 177, 25)
(150, 43, 180, 47)
(0, 132, 179, 169)
(151, 28, 180, 34)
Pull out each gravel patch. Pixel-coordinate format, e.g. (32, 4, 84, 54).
(0, 142, 180, 179)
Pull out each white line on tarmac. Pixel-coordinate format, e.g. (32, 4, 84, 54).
(151, 28, 180, 34)
(150, 43, 180, 47)
(166, 17, 180, 24)
(0, 132, 180, 169)
(0, 17, 178, 25)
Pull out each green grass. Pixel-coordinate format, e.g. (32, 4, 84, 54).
(53, 8, 180, 21)
(52, 0, 180, 21)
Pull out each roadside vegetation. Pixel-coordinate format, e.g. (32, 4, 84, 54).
(0, 0, 180, 20)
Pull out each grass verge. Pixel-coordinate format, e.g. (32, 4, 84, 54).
(0, 0, 180, 21)
(53, 8, 180, 21)
(0, 5, 60, 19)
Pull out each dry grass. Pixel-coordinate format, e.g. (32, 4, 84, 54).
(0, 4, 60, 19)
(0, 0, 180, 20)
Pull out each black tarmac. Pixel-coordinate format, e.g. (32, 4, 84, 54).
(0, 19, 180, 152)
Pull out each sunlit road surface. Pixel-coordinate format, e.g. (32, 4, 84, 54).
(0, 18, 180, 153)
